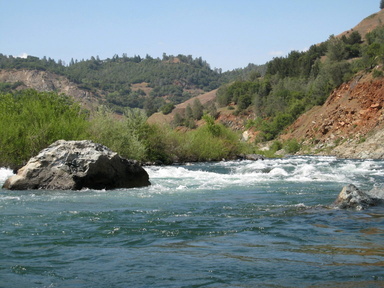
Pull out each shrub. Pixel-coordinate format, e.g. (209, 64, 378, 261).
(373, 69, 384, 78)
(270, 140, 283, 152)
(0, 90, 89, 166)
(283, 139, 301, 154)
(160, 102, 175, 114)
(88, 107, 148, 161)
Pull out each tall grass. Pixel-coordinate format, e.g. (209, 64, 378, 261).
(0, 90, 89, 167)
(1, 90, 248, 167)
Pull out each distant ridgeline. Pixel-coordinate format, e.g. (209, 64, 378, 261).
(0, 53, 265, 115)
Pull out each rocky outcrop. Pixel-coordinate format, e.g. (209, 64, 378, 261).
(2, 140, 150, 190)
(281, 71, 384, 159)
(333, 184, 384, 210)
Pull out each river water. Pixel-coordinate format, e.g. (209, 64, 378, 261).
(1, 156, 384, 287)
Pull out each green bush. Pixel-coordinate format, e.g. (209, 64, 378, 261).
(178, 115, 241, 161)
(88, 107, 148, 161)
(283, 139, 301, 154)
(160, 102, 175, 114)
(0, 90, 89, 167)
(0, 90, 251, 166)
(373, 69, 384, 78)
(270, 140, 283, 152)
(258, 113, 294, 141)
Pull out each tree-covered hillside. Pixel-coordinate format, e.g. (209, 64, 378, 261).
(0, 53, 264, 115)
(215, 25, 384, 141)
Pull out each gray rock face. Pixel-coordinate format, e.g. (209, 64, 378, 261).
(2, 140, 150, 190)
(334, 184, 384, 210)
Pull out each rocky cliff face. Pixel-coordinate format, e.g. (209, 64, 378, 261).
(0, 69, 100, 109)
(282, 70, 384, 158)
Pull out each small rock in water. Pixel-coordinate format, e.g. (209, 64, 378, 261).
(334, 184, 376, 210)
(236, 154, 265, 161)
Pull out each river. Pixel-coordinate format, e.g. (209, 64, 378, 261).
(1, 156, 383, 287)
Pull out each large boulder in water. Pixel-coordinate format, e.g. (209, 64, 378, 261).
(333, 184, 384, 210)
(2, 140, 150, 190)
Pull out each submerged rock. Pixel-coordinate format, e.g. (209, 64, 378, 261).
(2, 140, 150, 190)
(333, 184, 383, 210)
(237, 154, 265, 161)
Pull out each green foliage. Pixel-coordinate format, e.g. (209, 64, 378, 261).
(366, 26, 384, 45)
(266, 43, 327, 78)
(0, 90, 89, 166)
(144, 120, 245, 163)
(373, 68, 384, 78)
(327, 35, 348, 62)
(216, 29, 383, 142)
(205, 102, 219, 119)
(270, 140, 283, 152)
(172, 113, 184, 127)
(180, 115, 242, 161)
(258, 113, 294, 141)
(0, 53, 238, 116)
(283, 139, 301, 154)
(88, 107, 148, 161)
(0, 81, 24, 93)
(160, 102, 175, 115)
(191, 99, 204, 120)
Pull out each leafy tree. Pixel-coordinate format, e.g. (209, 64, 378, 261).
(172, 112, 184, 127)
(160, 102, 175, 114)
(380, 0, 384, 9)
(185, 104, 193, 120)
(191, 99, 204, 120)
(205, 102, 219, 119)
(327, 35, 348, 62)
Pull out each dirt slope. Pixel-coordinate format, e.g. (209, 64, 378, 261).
(281, 70, 384, 158)
(338, 9, 384, 39)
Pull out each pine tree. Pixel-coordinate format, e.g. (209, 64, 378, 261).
(381, 0, 384, 9)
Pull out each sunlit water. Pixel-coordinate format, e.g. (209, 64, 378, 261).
(1, 156, 384, 287)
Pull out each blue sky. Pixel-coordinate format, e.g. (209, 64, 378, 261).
(0, 0, 380, 71)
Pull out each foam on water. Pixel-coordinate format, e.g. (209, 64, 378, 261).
(144, 156, 362, 194)
(0, 167, 13, 186)
(1, 156, 383, 197)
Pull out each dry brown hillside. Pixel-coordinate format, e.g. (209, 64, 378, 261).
(338, 9, 384, 39)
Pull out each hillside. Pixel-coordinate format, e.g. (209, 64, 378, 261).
(147, 89, 218, 125)
(0, 69, 101, 109)
(0, 53, 265, 116)
(279, 68, 384, 158)
(272, 10, 384, 158)
(338, 9, 384, 39)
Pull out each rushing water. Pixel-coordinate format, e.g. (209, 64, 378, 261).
(1, 156, 384, 288)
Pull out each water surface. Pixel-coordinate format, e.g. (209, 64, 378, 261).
(1, 156, 383, 287)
